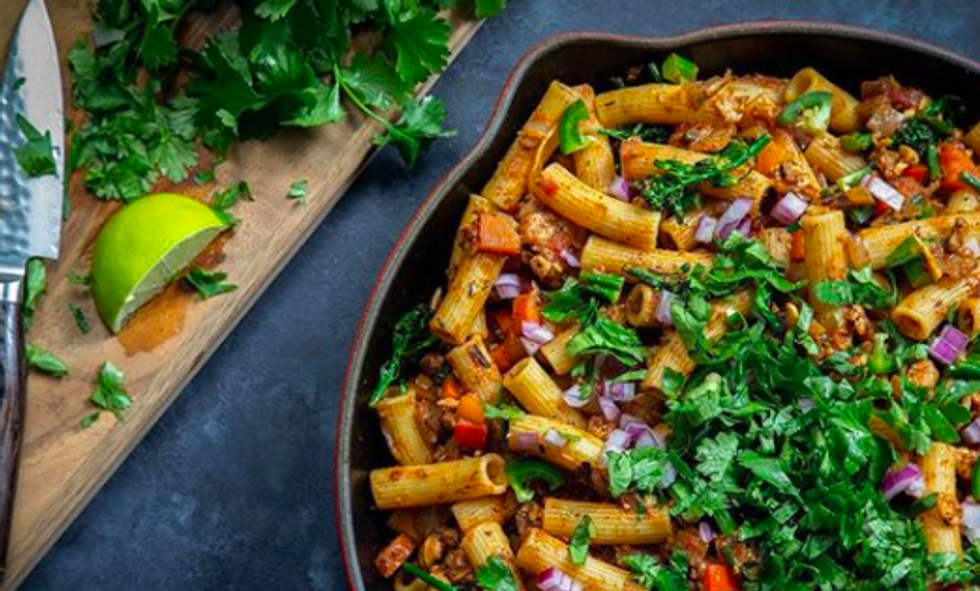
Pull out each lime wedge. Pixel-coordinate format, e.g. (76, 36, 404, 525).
(91, 193, 229, 333)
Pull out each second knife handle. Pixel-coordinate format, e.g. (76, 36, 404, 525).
(0, 288, 26, 577)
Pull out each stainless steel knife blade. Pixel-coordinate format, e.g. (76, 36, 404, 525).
(0, 0, 64, 281)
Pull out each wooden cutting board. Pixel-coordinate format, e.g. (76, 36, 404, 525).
(1, 2, 481, 589)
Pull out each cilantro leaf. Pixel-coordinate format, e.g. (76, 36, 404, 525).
(255, 0, 299, 20)
(25, 344, 70, 377)
(185, 268, 238, 300)
(377, 96, 455, 168)
(484, 402, 525, 420)
(22, 258, 46, 332)
(211, 181, 253, 225)
(474, 556, 519, 591)
(621, 551, 689, 591)
(607, 446, 672, 497)
(568, 314, 645, 366)
(84, 361, 132, 427)
(288, 179, 309, 204)
(341, 53, 412, 111)
(568, 515, 595, 566)
(475, 0, 507, 18)
(369, 304, 438, 406)
(814, 268, 896, 309)
(69, 303, 92, 335)
(388, 10, 451, 85)
(13, 115, 57, 178)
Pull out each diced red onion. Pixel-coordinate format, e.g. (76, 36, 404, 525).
(963, 500, 980, 543)
(699, 521, 716, 543)
(715, 198, 753, 240)
(659, 461, 678, 489)
(608, 176, 631, 201)
(537, 567, 582, 591)
(544, 429, 568, 448)
(619, 414, 643, 428)
(771, 192, 809, 225)
(521, 337, 541, 356)
(523, 321, 555, 346)
(604, 429, 631, 456)
(607, 381, 636, 403)
(599, 396, 621, 422)
(961, 418, 980, 446)
(655, 290, 675, 326)
(562, 384, 590, 408)
(559, 248, 581, 268)
(733, 216, 753, 238)
(495, 273, 522, 300)
(881, 464, 924, 501)
(624, 421, 652, 440)
(939, 324, 970, 351)
(512, 431, 540, 451)
(634, 431, 658, 448)
(964, 238, 980, 257)
(694, 215, 718, 245)
(929, 332, 966, 366)
(864, 176, 905, 211)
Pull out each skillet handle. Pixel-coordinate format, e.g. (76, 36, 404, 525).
(0, 281, 25, 578)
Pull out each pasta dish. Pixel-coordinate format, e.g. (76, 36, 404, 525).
(363, 55, 980, 591)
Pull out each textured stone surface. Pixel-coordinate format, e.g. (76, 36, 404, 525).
(22, 1, 980, 590)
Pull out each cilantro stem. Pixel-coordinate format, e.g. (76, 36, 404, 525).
(962, 171, 980, 193)
(335, 69, 396, 134)
(401, 564, 457, 591)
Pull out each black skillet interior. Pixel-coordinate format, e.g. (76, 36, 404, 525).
(339, 26, 980, 591)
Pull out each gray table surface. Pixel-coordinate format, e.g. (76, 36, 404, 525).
(20, 1, 980, 590)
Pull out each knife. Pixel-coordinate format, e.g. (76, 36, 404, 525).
(0, 0, 64, 578)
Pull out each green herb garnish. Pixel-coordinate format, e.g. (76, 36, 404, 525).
(186, 268, 238, 300)
(813, 267, 896, 309)
(474, 556, 519, 591)
(661, 53, 697, 84)
(82, 361, 132, 427)
(369, 304, 437, 406)
(13, 115, 57, 178)
(559, 99, 593, 155)
(25, 344, 69, 377)
(69, 303, 92, 334)
(22, 258, 46, 332)
(778, 91, 833, 134)
(568, 515, 595, 566)
(287, 179, 309, 204)
(484, 402, 525, 420)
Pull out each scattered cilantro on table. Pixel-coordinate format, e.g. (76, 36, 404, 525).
(22, 258, 47, 332)
(25, 344, 70, 377)
(13, 115, 57, 178)
(82, 361, 132, 427)
(287, 179, 308, 204)
(69, 302, 92, 334)
(185, 268, 238, 300)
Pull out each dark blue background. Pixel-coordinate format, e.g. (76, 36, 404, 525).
(22, 1, 980, 590)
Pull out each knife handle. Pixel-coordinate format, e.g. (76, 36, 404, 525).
(0, 283, 25, 577)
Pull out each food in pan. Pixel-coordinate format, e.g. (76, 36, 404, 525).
(365, 54, 980, 590)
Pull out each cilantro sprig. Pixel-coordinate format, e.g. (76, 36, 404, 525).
(475, 556, 519, 591)
(369, 304, 438, 406)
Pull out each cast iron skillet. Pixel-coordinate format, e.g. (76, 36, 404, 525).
(337, 24, 980, 591)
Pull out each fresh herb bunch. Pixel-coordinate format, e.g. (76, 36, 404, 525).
(69, 0, 507, 201)
(640, 135, 770, 219)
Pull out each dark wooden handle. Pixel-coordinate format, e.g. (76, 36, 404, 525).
(0, 296, 25, 577)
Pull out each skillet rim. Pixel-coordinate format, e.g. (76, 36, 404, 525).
(336, 22, 980, 591)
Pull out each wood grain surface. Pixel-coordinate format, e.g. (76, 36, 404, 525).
(0, 1, 481, 589)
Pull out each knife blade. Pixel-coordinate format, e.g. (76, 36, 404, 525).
(0, 0, 64, 578)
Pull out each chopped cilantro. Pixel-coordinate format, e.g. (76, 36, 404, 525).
(813, 267, 897, 309)
(287, 179, 308, 204)
(568, 515, 595, 566)
(621, 551, 689, 591)
(474, 556, 518, 591)
(25, 344, 69, 377)
(369, 305, 437, 406)
(69, 303, 92, 334)
(484, 402, 525, 420)
(185, 268, 238, 300)
(82, 361, 132, 427)
(22, 258, 46, 332)
(13, 115, 57, 178)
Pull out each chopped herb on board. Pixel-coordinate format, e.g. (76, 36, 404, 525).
(82, 361, 132, 427)
(287, 179, 309, 204)
(22, 258, 46, 332)
(185, 268, 238, 300)
(69, 303, 92, 334)
(13, 115, 57, 178)
(25, 344, 69, 377)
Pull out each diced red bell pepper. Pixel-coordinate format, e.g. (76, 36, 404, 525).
(454, 419, 488, 449)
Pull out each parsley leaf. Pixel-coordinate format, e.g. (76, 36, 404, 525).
(22, 258, 46, 332)
(814, 267, 896, 309)
(389, 10, 451, 85)
(25, 344, 69, 377)
(185, 268, 238, 300)
(568, 314, 645, 366)
(83, 361, 132, 427)
(568, 515, 595, 566)
(369, 304, 437, 406)
(607, 445, 672, 497)
(211, 181, 253, 225)
(69, 303, 92, 335)
(474, 556, 519, 591)
(288, 179, 309, 204)
(620, 551, 689, 591)
(377, 96, 455, 168)
(13, 115, 57, 178)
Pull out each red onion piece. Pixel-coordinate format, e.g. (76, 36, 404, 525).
(624, 421, 651, 440)
(512, 431, 540, 451)
(733, 216, 753, 238)
(544, 429, 568, 448)
(771, 192, 809, 225)
(523, 321, 556, 346)
(655, 290, 675, 326)
(881, 464, 924, 501)
(537, 567, 581, 591)
(608, 381, 637, 403)
(608, 176, 631, 201)
(715, 198, 754, 240)
(619, 414, 643, 429)
(865, 176, 904, 211)
(963, 500, 980, 543)
(634, 431, 658, 448)
(604, 429, 631, 456)
(562, 384, 590, 409)
(694, 215, 718, 244)
(699, 521, 716, 543)
(599, 396, 621, 422)
(559, 248, 581, 268)
(961, 418, 980, 446)
(929, 336, 961, 365)
(495, 273, 522, 300)
(939, 324, 970, 351)
(521, 337, 541, 356)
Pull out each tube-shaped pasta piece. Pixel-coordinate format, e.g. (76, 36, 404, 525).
(462, 523, 526, 591)
(919, 442, 962, 555)
(620, 140, 772, 203)
(581, 236, 713, 277)
(958, 297, 980, 336)
(452, 495, 516, 532)
(450, 195, 495, 276)
(644, 292, 751, 391)
(962, 121, 980, 154)
(516, 529, 634, 591)
(804, 133, 867, 182)
(784, 68, 861, 133)
(532, 163, 661, 250)
(542, 498, 672, 545)
(447, 336, 503, 403)
(801, 211, 848, 328)
(483, 82, 580, 212)
(595, 83, 723, 129)
(758, 227, 792, 267)
(376, 387, 434, 466)
(945, 189, 980, 215)
(503, 357, 586, 428)
(858, 213, 980, 269)
(469, 310, 489, 340)
(507, 415, 603, 471)
(660, 215, 700, 252)
(572, 85, 616, 192)
(539, 325, 581, 376)
(431, 252, 506, 345)
(370, 455, 508, 510)
(625, 284, 660, 328)
(892, 276, 980, 341)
